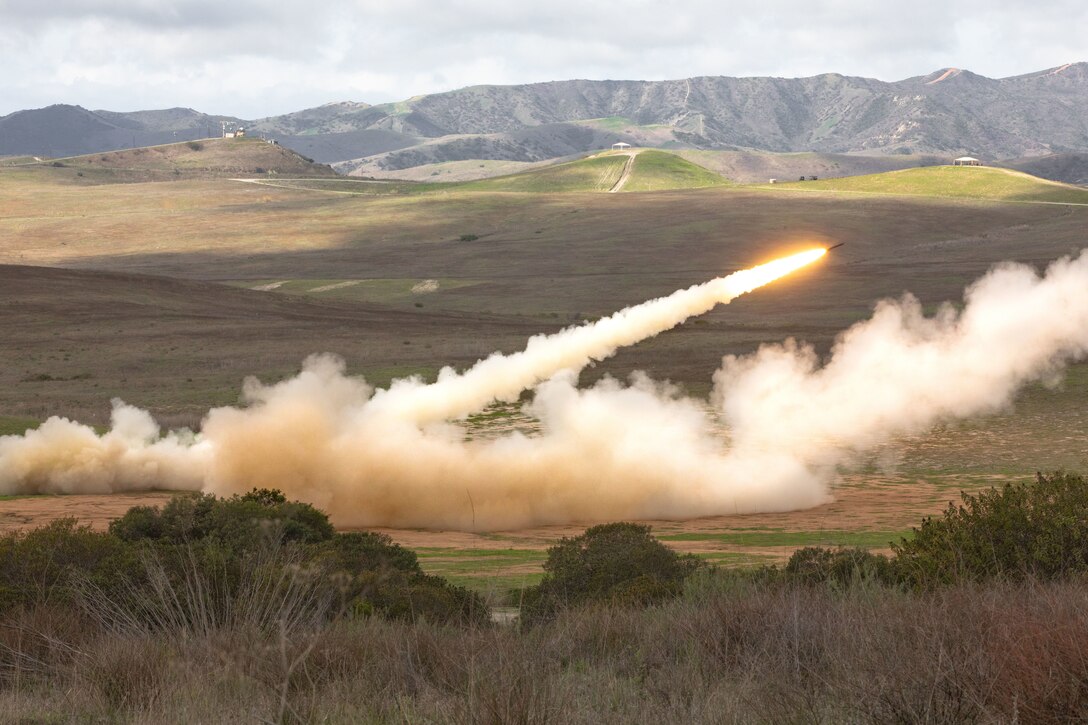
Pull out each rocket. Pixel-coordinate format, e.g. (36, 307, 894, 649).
(827, 243, 845, 251)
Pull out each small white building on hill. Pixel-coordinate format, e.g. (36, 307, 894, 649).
(953, 156, 982, 166)
(611, 142, 632, 151)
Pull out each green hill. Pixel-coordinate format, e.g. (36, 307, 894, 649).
(620, 150, 731, 192)
(766, 165, 1088, 204)
(457, 150, 727, 193)
(460, 154, 628, 192)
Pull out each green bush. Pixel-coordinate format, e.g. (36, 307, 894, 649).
(0, 519, 137, 612)
(2, 491, 484, 628)
(314, 533, 485, 624)
(893, 471, 1088, 585)
(521, 522, 704, 622)
(316, 531, 421, 576)
(351, 571, 485, 624)
(784, 546, 897, 587)
(110, 489, 334, 550)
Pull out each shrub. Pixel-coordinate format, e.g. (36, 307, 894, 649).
(316, 531, 421, 576)
(458, 234, 479, 242)
(315, 533, 486, 624)
(893, 471, 1088, 585)
(80, 539, 333, 637)
(186, 141, 203, 151)
(783, 546, 897, 587)
(358, 572, 486, 624)
(110, 489, 334, 550)
(521, 522, 704, 621)
(103, 492, 483, 628)
(0, 519, 136, 612)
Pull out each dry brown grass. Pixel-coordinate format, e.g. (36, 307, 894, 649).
(20, 137, 337, 183)
(3, 578, 1088, 722)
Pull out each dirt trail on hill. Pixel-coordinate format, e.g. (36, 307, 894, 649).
(608, 151, 640, 193)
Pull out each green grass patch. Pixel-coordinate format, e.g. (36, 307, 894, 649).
(694, 552, 779, 566)
(459, 155, 628, 193)
(355, 364, 440, 388)
(763, 166, 1088, 204)
(415, 547, 545, 560)
(659, 529, 913, 548)
(441, 572, 546, 592)
(0, 416, 40, 436)
(255, 178, 448, 195)
(584, 116, 636, 130)
(622, 150, 731, 192)
(415, 547, 547, 591)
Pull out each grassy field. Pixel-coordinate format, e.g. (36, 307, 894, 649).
(763, 164, 1088, 203)
(620, 150, 731, 192)
(260, 149, 733, 194)
(656, 529, 912, 548)
(0, 416, 40, 437)
(2, 148, 1088, 582)
(343, 157, 558, 182)
(675, 149, 945, 183)
(458, 153, 629, 192)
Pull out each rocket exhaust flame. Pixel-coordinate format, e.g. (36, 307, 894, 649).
(3, 248, 1087, 532)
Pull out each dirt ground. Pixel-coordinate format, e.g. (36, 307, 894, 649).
(0, 470, 1035, 558)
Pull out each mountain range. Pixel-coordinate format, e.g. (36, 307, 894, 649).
(2, 63, 1086, 176)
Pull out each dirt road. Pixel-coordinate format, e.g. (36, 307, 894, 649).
(608, 151, 640, 193)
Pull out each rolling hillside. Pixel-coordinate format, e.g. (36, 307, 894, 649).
(322, 63, 1088, 170)
(1003, 153, 1088, 186)
(458, 154, 630, 192)
(619, 150, 731, 192)
(766, 166, 1088, 203)
(674, 150, 946, 184)
(4, 63, 1087, 170)
(415, 150, 730, 193)
(328, 64, 1088, 162)
(21, 137, 336, 181)
(0, 105, 240, 157)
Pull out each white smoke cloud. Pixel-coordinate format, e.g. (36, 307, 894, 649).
(1, 250, 1086, 531)
(0, 401, 205, 495)
(713, 254, 1088, 467)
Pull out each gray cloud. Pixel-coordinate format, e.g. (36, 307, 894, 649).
(0, 0, 1084, 117)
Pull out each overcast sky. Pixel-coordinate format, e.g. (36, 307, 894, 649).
(1, 0, 1085, 118)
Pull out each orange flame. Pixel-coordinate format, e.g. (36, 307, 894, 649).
(713, 247, 827, 298)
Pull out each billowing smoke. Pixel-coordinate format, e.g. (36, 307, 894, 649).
(2, 250, 1087, 531)
(713, 253, 1088, 467)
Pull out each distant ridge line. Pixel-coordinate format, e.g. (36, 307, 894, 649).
(2, 62, 1086, 168)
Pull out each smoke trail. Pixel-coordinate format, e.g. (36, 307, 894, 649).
(366, 248, 826, 424)
(2, 250, 1087, 531)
